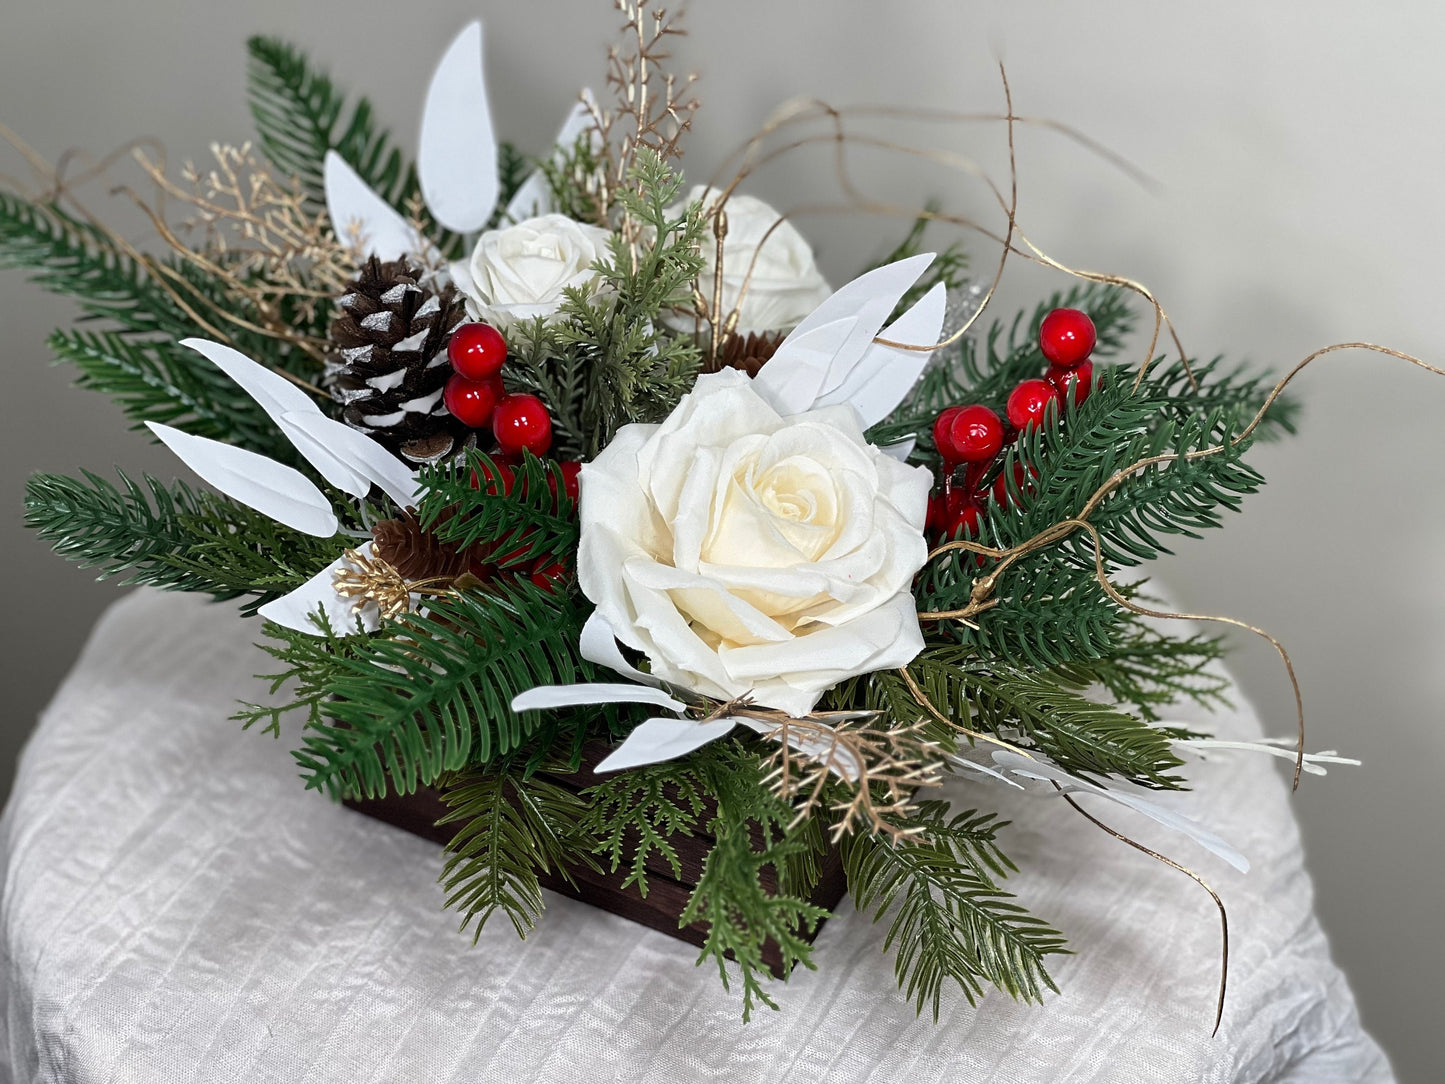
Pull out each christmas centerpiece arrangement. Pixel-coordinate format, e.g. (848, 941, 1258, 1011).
(10, 4, 1419, 1026)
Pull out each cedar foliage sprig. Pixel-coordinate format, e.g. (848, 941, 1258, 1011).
(679, 742, 830, 1020)
(583, 758, 707, 895)
(554, 150, 706, 456)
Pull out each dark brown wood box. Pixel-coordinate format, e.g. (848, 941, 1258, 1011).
(344, 739, 847, 976)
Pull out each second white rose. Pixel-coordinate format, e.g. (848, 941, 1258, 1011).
(455, 212, 611, 326)
(678, 186, 832, 335)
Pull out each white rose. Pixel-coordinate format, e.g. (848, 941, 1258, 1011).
(456, 213, 610, 326)
(679, 186, 831, 335)
(577, 368, 931, 718)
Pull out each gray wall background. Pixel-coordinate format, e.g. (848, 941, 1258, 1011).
(2, 2, 1442, 1079)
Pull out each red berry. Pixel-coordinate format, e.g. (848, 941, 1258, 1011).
(492, 393, 553, 457)
(947, 405, 1005, 463)
(1039, 308, 1096, 368)
(944, 494, 981, 537)
(927, 487, 981, 539)
(558, 461, 581, 503)
(932, 406, 964, 463)
(992, 461, 1039, 507)
(447, 322, 508, 380)
(1048, 358, 1094, 407)
(444, 374, 504, 428)
(469, 459, 514, 494)
(1006, 379, 1060, 431)
(530, 558, 569, 592)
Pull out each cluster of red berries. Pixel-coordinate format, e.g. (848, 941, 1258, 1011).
(467, 459, 579, 591)
(444, 323, 576, 591)
(443, 322, 554, 458)
(926, 307, 1097, 540)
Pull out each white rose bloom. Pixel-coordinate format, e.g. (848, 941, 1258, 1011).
(456, 212, 610, 326)
(679, 186, 831, 335)
(578, 368, 931, 718)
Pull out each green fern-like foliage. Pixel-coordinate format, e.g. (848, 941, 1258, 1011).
(846, 801, 1067, 1021)
(25, 469, 339, 609)
(438, 765, 599, 939)
(680, 743, 830, 1020)
(287, 585, 596, 799)
(582, 758, 707, 895)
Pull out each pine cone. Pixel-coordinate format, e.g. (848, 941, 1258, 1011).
(327, 256, 470, 465)
(371, 511, 473, 582)
(715, 330, 785, 376)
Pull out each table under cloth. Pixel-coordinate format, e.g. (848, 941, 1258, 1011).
(0, 589, 1392, 1083)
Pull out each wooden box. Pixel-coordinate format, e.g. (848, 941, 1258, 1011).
(344, 739, 848, 976)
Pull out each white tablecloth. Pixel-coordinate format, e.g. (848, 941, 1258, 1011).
(0, 590, 1392, 1083)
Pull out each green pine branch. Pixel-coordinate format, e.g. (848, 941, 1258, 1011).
(246, 35, 413, 211)
(287, 585, 595, 799)
(246, 36, 527, 255)
(437, 765, 599, 940)
(25, 469, 339, 609)
(869, 649, 1188, 788)
(48, 328, 278, 452)
(416, 450, 578, 571)
(871, 282, 1134, 453)
(1050, 625, 1230, 722)
(0, 192, 185, 335)
(845, 800, 1066, 1021)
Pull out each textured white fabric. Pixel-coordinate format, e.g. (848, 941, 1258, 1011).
(0, 589, 1392, 1083)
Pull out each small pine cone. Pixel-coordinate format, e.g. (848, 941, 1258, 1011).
(327, 256, 470, 465)
(371, 511, 474, 582)
(716, 330, 785, 376)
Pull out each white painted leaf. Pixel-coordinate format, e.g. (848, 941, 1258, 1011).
(749, 316, 858, 416)
(595, 716, 740, 773)
(419, 21, 498, 233)
(756, 254, 934, 416)
(324, 151, 420, 261)
(258, 543, 379, 635)
(992, 751, 1250, 873)
(505, 89, 599, 222)
(880, 437, 917, 461)
(145, 422, 338, 537)
(512, 683, 686, 714)
(280, 411, 421, 510)
(816, 283, 947, 427)
(1173, 737, 1360, 777)
(180, 338, 370, 497)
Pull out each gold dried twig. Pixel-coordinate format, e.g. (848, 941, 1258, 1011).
(752, 712, 945, 843)
(123, 143, 352, 360)
(586, 1, 700, 236)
